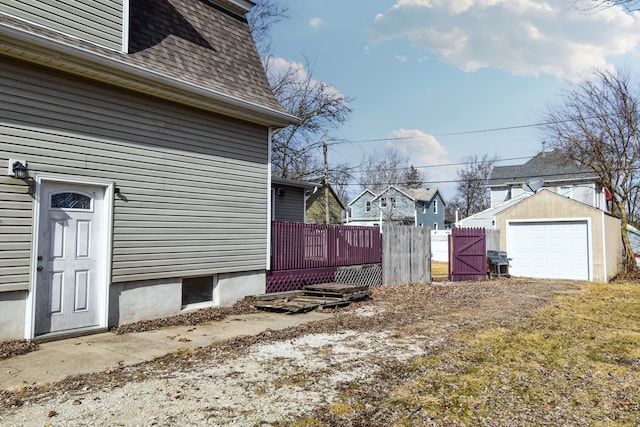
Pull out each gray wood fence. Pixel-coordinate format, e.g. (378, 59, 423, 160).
(382, 224, 431, 285)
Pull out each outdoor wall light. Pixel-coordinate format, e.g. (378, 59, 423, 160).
(12, 161, 28, 180)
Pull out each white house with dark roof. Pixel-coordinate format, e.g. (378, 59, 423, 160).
(488, 149, 608, 210)
(0, 0, 297, 341)
(346, 186, 446, 229)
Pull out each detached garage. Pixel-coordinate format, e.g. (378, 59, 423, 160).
(494, 190, 620, 282)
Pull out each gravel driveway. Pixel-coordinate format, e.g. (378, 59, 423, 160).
(0, 279, 575, 426)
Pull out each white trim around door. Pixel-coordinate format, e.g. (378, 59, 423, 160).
(25, 175, 114, 340)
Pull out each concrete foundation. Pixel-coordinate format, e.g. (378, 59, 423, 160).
(109, 270, 266, 327)
(0, 291, 27, 340)
(109, 278, 182, 327)
(214, 270, 266, 306)
(0, 270, 267, 340)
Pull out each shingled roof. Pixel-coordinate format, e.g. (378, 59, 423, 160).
(402, 187, 441, 203)
(0, 0, 294, 126)
(488, 150, 596, 186)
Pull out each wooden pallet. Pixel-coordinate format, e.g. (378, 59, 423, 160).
(251, 283, 371, 313)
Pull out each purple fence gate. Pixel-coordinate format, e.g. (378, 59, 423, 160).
(268, 222, 382, 292)
(448, 227, 486, 281)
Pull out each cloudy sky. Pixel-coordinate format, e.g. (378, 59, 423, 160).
(266, 0, 640, 199)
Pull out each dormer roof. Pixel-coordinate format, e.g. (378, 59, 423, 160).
(489, 150, 596, 187)
(369, 186, 442, 204)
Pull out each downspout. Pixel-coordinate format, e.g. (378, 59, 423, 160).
(602, 210, 607, 282)
(122, 0, 130, 53)
(414, 203, 418, 226)
(266, 127, 273, 271)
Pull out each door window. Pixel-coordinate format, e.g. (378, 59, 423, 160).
(50, 192, 92, 210)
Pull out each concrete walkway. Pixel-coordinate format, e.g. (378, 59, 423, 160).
(0, 311, 332, 392)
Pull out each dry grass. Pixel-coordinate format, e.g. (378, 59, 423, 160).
(401, 282, 639, 424)
(309, 281, 640, 425)
(3, 279, 638, 426)
(431, 260, 448, 276)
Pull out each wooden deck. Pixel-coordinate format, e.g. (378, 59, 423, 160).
(251, 283, 371, 313)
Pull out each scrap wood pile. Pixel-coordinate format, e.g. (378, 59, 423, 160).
(251, 283, 371, 313)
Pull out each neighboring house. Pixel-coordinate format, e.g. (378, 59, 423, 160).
(271, 177, 317, 223)
(0, 0, 297, 341)
(627, 225, 640, 267)
(305, 183, 345, 224)
(458, 190, 620, 282)
(346, 186, 446, 230)
(488, 150, 608, 211)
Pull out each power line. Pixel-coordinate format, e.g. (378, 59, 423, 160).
(345, 156, 533, 174)
(339, 169, 598, 187)
(321, 114, 618, 146)
(324, 118, 574, 145)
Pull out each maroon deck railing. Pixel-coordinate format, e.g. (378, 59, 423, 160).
(270, 222, 382, 271)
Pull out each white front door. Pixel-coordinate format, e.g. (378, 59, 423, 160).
(34, 182, 107, 336)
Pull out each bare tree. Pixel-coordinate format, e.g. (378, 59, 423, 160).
(541, 67, 640, 273)
(576, 0, 640, 11)
(266, 57, 352, 180)
(248, 2, 353, 183)
(453, 154, 496, 218)
(359, 147, 427, 192)
(247, 0, 288, 57)
(404, 165, 424, 189)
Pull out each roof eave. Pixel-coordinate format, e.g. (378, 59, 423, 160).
(0, 24, 298, 128)
(217, 0, 255, 15)
(271, 177, 317, 189)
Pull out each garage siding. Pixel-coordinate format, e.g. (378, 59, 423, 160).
(507, 220, 590, 281)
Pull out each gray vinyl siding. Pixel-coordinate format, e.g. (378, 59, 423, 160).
(273, 185, 306, 223)
(0, 59, 270, 291)
(0, 0, 124, 51)
(0, 181, 32, 292)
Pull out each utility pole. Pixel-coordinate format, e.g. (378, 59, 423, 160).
(323, 135, 330, 224)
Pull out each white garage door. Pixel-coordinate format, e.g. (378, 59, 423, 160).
(507, 221, 590, 281)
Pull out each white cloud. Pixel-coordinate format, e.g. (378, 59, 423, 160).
(266, 56, 311, 82)
(394, 54, 409, 62)
(265, 56, 346, 99)
(309, 17, 323, 28)
(369, 0, 640, 78)
(386, 129, 457, 190)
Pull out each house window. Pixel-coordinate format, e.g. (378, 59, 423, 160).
(182, 275, 215, 307)
(433, 200, 438, 214)
(380, 197, 387, 208)
(433, 223, 438, 230)
(366, 201, 371, 212)
(559, 186, 572, 197)
(390, 197, 396, 208)
(422, 204, 426, 214)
